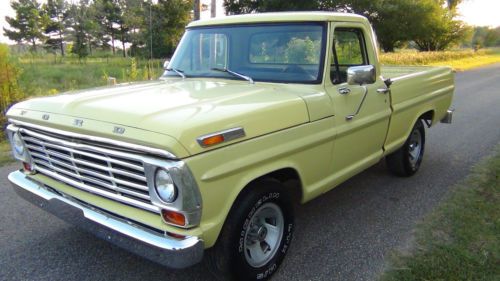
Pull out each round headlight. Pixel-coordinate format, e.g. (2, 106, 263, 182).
(13, 133, 24, 155)
(155, 169, 177, 203)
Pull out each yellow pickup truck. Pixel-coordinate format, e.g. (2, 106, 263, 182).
(5, 12, 454, 281)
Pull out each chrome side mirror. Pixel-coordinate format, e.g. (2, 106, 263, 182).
(347, 65, 376, 85)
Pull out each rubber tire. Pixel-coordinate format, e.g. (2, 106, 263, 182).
(206, 179, 294, 281)
(386, 119, 426, 177)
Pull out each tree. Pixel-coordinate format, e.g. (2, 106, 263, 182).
(72, 25, 89, 61)
(446, 0, 463, 10)
(369, 0, 438, 52)
(116, 0, 134, 57)
(224, 0, 317, 14)
(83, 0, 106, 55)
(412, 0, 467, 51)
(194, 0, 201, 20)
(121, 0, 147, 57)
(66, 2, 90, 60)
(42, 0, 68, 56)
(471, 26, 500, 48)
(71, 5, 89, 61)
(326, 0, 424, 52)
(94, 0, 121, 55)
(64, 0, 104, 56)
(148, 0, 192, 58)
(224, 0, 469, 52)
(3, 0, 45, 52)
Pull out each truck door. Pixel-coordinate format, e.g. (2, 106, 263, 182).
(325, 23, 392, 181)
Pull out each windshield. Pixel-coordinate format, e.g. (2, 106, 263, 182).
(164, 23, 326, 84)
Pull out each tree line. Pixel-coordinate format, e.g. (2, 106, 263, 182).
(3, 0, 192, 59)
(3, 0, 500, 59)
(223, 0, 500, 52)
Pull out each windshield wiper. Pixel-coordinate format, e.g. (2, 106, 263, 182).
(165, 68, 186, 79)
(211, 68, 254, 84)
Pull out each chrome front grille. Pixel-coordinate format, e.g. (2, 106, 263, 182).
(19, 127, 159, 213)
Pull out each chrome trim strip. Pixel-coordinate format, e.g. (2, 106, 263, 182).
(32, 159, 150, 200)
(31, 154, 148, 192)
(23, 135, 144, 172)
(9, 119, 178, 159)
(197, 127, 246, 147)
(34, 166, 160, 213)
(26, 145, 147, 181)
(8, 170, 204, 269)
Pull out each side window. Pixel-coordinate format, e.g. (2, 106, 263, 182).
(331, 28, 368, 84)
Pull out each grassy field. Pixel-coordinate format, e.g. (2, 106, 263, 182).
(380, 48, 500, 71)
(17, 55, 164, 98)
(10, 48, 499, 98)
(380, 145, 500, 281)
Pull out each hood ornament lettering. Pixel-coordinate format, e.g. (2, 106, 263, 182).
(73, 119, 84, 127)
(42, 114, 50, 120)
(113, 126, 126, 135)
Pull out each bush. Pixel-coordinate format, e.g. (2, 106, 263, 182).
(0, 43, 23, 133)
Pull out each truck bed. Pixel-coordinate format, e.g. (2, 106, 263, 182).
(381, 65, 444, 80)
(381, 64, 454, 154)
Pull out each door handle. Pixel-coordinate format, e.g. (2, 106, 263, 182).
(377, 88, 390, 94)
(338, 87, 351, 95)
(345, 86, 368, 121)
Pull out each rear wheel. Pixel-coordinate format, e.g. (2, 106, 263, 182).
(207, 179, 294, 281)
(386, 119, 425, 177)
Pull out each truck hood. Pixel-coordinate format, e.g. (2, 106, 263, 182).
(9, 79, 310, 157)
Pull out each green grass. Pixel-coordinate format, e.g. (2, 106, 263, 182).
(0, 141, 13, 167)
(17, 56, 164, 98)
(380, 145, 500, 281)
(380, 48, 500, 71)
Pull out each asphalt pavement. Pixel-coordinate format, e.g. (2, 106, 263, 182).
(1, 64, 499, 281)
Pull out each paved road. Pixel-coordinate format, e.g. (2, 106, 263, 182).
(1, 64, 499, 281)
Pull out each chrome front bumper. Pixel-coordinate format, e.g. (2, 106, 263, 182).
(8, 170, 204, 269)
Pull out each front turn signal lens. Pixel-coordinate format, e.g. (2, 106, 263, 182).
(161, 209, 186, 227)
(201, 134, 224, 147)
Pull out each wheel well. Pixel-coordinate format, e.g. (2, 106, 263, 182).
(420, 110, 434, 128)
(247, 168, 303, 205)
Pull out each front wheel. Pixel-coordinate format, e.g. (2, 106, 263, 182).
(207, 179, 294, 281)
(386, 119, 426, 177)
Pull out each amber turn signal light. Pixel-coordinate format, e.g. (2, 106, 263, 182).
(201, 134, 224, 147)
(161, 209, 186, 227)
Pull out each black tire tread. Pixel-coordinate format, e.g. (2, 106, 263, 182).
(386, 120, 425, 177)
(206, 179, 293, 281)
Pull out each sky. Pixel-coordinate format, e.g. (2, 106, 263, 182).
(0, 0, 498, 44)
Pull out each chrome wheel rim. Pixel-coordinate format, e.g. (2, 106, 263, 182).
(243, 202, 284, 268)
(408, 129, 422, 168)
